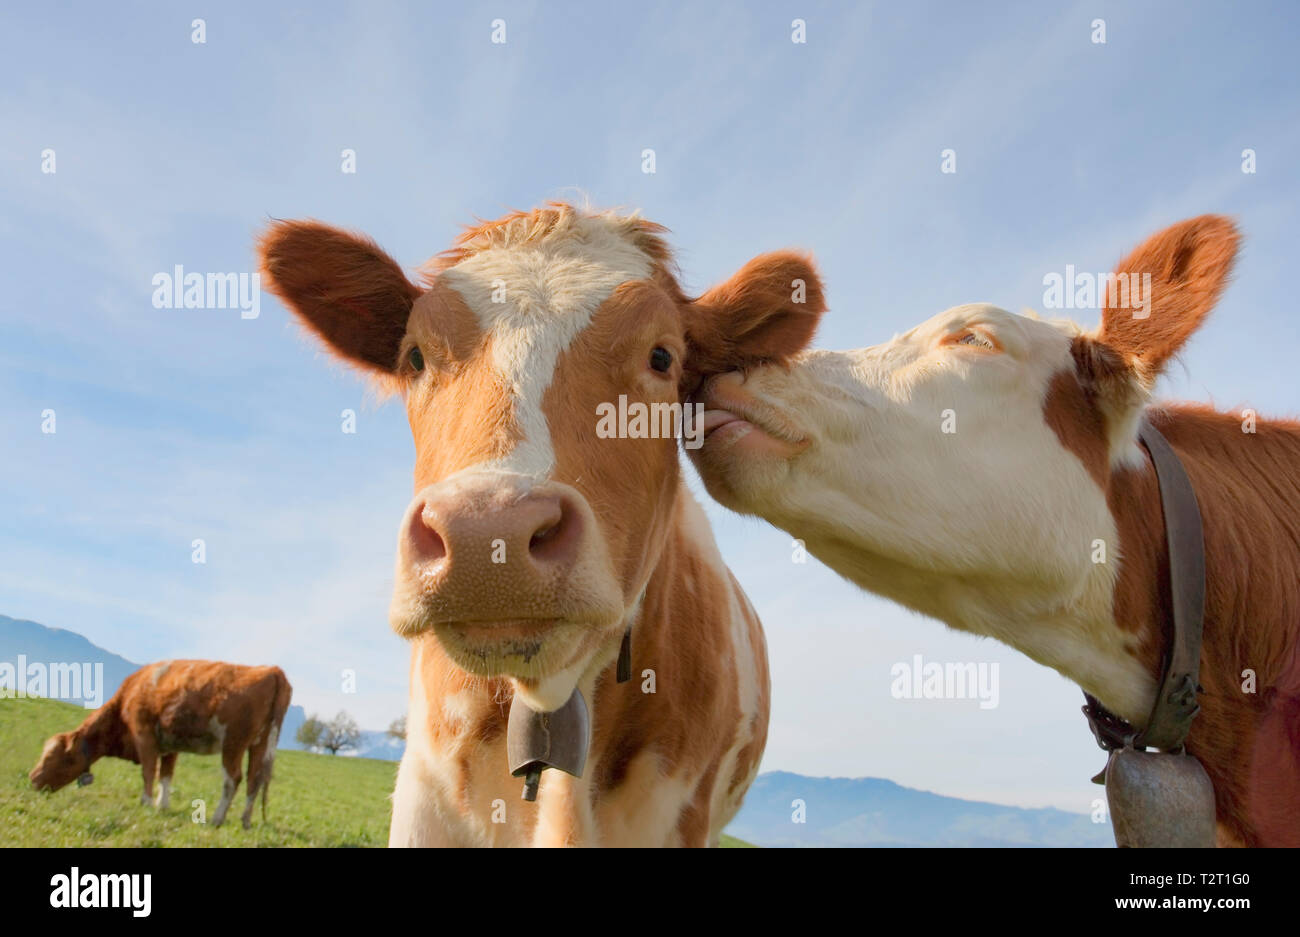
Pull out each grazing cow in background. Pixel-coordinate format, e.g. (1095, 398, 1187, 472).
(30, 660, 292, 830)
(691, 216, 1300, 847)
(258, 203, 823, 846)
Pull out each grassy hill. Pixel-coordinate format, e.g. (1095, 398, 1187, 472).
(1, 697, 752, 847)
(2, 696, 394, 847)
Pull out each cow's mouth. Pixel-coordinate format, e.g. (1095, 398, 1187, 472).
(430, 617, 600, 683)
(29, 774, 76, 793)
(443, 618, 562, 653)
(696, 380, 809, 458)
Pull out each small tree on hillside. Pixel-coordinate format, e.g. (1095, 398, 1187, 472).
(296, 715, 325, 752)
(387, 715, 407, 741)
(320, 711, 361, 755)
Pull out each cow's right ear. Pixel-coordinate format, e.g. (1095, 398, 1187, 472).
(1071, 216, 1239, 461)
(1096, 215, 1239, 388)
(257, 220, 422, 374)
(685, 251, 826, 378)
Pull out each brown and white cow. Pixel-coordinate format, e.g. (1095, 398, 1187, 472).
(690, 216, 1300, 847)
(257, 204, 823, 846)
(30, 660, 292, 829)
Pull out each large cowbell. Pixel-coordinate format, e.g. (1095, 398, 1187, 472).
(1103, 748, 1216, 847)
(507, 688, 591, 802)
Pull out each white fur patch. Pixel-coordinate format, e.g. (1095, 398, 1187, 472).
(213, 767, 236, 826)
(439, 214, 653, 477)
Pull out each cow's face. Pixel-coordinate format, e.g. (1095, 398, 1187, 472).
(260, 205, 822, 710)
(692, 216, 1238, 666)
(29, 732, 90, 792)
(694, 305, 1110, 615)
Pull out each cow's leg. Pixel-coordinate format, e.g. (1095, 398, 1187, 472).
(212, 746, 242, 828)
(155, 753, 178, 809)
(136, 734, 159, 807)
(240, 739, 268, 830)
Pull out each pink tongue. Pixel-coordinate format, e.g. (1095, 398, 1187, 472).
(701, 409, 743, 435)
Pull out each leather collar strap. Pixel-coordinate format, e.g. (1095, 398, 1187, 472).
(1084, 418, 1206, 754)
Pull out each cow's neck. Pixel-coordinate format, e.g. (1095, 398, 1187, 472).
(938, 407, 1300, 732)
(77, 700, 126, 763)
(1104, 407, 1300, 730)
(788, 515, 1159, 725)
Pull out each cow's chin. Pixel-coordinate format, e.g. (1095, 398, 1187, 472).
(689, 438, 797, 518)
(433, 619, 581, 676)
(406, 612, 621, 712)
(439, 620, 613, 711)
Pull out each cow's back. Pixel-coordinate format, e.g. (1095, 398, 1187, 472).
(115, 660, 287, 755)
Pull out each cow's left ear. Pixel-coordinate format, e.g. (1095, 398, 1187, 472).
(685, 251, 825, 377)
(258, 220, 422, 375)
(1096, 215, 1239, 388)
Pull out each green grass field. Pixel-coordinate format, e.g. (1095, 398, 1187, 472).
(3, 696, 397, 847)
(1, 697, 753, 847)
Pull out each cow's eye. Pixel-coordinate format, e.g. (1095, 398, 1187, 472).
(955, 331, 994, 349)
(649, 347, 673, 373)
(408, 347, 425, 372)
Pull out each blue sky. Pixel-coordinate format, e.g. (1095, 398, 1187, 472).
(2, 1, 1297, 812)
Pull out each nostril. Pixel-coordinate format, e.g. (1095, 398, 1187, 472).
(527, 497, 580, 564)
(410, 502, 447, 563)
(529, 522, 559, 551)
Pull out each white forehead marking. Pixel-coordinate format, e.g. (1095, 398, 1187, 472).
(439, 215, 653, 476)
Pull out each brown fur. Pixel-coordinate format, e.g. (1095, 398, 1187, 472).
(258, 220, 422, 374)
(405, 284, 522, 484)
(1100, 215, 1240, 383)
(685, 250, 826, 385)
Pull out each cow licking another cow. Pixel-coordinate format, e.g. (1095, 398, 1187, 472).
(30, 660, 292, 830)
(689, 216, 1300, 847)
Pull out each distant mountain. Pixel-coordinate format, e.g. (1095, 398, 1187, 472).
(0, 614, 138, 709)
(279, 703, 307, 752)
(726, 771, 1112, 847)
